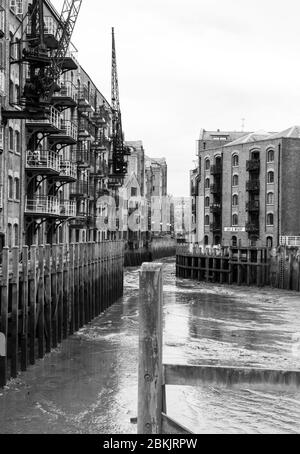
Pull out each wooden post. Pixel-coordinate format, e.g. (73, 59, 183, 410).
(138, 263, 163, 435)
(29, 245, 37, 365)
(74, 244, 80, 331)
(63, 244, 70, 338)
(237, 249, 242, 285)
(79, 244, 85, 326)
(11, 247, 20, 378)
(57, 245, 63, 344)
(44, 245, 52, 354)
(21, 246, 29, 371)
(69, 244, 75, 334)
(0, 248, 9, 387)
(37, 245, 45, 359)
(228, 248, 233, 285)
(51, 245, 58, 348)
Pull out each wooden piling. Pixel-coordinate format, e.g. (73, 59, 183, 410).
(11, 247, 20, 378)
(138, 263, 163, 435)
(21, 246, 29, 371)
(29, 246, 37, 365)
(0, 248, 9, 387)
(44, 245, 52, 353)
(37, 245, 45, 359)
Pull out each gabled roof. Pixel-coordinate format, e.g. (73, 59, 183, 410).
(224, 130, 272, 147)
(267, 125, 300, 140)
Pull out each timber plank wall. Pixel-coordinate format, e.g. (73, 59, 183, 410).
(176, 244, 300, 291)
(0, 241, 124, 387)
(125, 238, 176, 267)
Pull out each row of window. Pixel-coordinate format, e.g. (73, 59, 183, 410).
(8, 127, 21, 153)
(203, 235, 274, 249)
(8, 176, 20, 200)
(204, 213, 274, 226)
(204, 192, 275, 207)
(204, 171, 275, 189)
(204, 150, 275, 170)
(7, 223, 19, 248)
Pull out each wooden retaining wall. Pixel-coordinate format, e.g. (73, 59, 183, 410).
(0, 241, 124, 388)
(125, 238, 176, 267)
(176, 244, 300, 291)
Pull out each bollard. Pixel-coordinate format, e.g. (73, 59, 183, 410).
(138, 263, 163, 435)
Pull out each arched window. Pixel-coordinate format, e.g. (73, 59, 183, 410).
(205, 178, 210, 189)
(9, 127, 14, 150)
(267, 236, 273, 248)
(232, 174, 239, 187)
(267, 149, 274, 163)
(15, 131, 20, 153)
(8, 176, 13, 199)
(15, 178, 20, 200)
(204, 235, 209, 246)
(267, 213, 274, 226)
(232, 236, 237, 247)
(14, 224, 19, 246)
(232, 214, 238, 226)
(7, 224, 12, 249)
(205, 159, 210, 171)
(205, 215, 210, 225)
(267, 192, 274, 205)
(232, 194, 239, 206)
(205, 196, 210, 207)
(267, 171, 274, 184)
(9, 80, 14, 103)
(232, 155, 239, 167)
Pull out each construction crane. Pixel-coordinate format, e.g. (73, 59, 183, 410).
(2, 0, 82, 121)
(109, 27, 130, 186)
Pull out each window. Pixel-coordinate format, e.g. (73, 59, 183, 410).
(9, 127, 14, 150)
(8, 176, 13, 199)
(232, 175, 239, 187)
(205, 196, 210, 207)
(15, 178, 20, 200)
(0, 126, 3, 149)
(267, 213, 274, 226)
(232, 155, 239, 167)
(15, 131, 20, 153)
(267, 237, 273, 248)
(232, 214, 238, 226)
(267, 171, 274, 184)
(205, 215, 210, 226)
(267, 149, 274, 163)
(205, 159, 210, 171)
(9, 80, 14, 103)
(131, 187, 137, 197)
(10, 0, 23, 15)
(232, 236, 237, 247)
(205, 178, 210, 189)
(232, 194, 238, 206)
(14, 224, 19, 246)
(267, 192, 274, 205)
(204, 235, 209, 246)
(7, 224, 12, 249)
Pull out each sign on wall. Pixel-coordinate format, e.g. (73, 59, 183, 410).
(224, 227, 246, 233)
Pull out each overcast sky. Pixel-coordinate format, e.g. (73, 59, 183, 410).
(53, 0, 300, 196)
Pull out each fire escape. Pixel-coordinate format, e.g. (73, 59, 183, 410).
(246, 152, 260, 242)
(2, 0, 82, 245)
(210, 157, 222, 244)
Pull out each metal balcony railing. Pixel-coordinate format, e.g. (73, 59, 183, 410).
(78, 86, 95, 109)
(59, 201, 76, 217)
(25, 196, 60, 216)
(71, 150, 91, 166)
(246, 200, 260, 212)
(210, 204, 221, 214)
(26, 150, 60, 173)
(60, 120, 78, 141)
(59, 161, 77, 180)
(44, 16, 60, 38)
(210, 184, 221, 194)
(246, 223, 260, 233)
(210, 223, 222, 232)
(70, 181, 89, 197)
(246, 180, 260, 192)
(26, 106, 61, 130)
(53, 81, 77, 103)
(246, 159, 260, 172)
(210, 165, 222, 175)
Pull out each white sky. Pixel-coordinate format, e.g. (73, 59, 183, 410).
(52, 0, 300, 196)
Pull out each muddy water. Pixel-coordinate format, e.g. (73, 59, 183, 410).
(0, 258, 300, 434)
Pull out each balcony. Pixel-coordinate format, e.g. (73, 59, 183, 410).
(25, 196, 60, 217)
(210, 203, 221, 214)
(78, 87, 95, 113)
(27, 17, 61, 49)
(59, 201, 76, 218)
(91, 108, 109, 127)
(246, 180, 260, 192)
(26, 106, 61, 132)
(71, 150, 91, 168)
(61, 50, 79, 71)
(210, 165, 222, 176)
(246, 200, 260, 212)
(246, 223, 260, 234)
(25, 150, 60, 175)
(69, 211, 88, 228)
(70, 181, 89, 198)
(210, 223, 222, 232)
(50, 120, 78, 145)
(92, 162, 109, 179)
(78, 118, 96, 140)
(246, 159, 260, 172)
(52, 81, 78, 108)
(210, 184, 221, 194)
(58, 161, 77, 182)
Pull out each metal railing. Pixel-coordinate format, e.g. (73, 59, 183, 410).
(246, 200, 260, 212)
(246, 180, 260, 192)
(26, 150, 60, 173)
(70, 181, 89, 196)
(59, 160, 77, 180)
(26, 106, 61, 130)
(25, 196, 60, 216)
(54, 81, 77, 102)
(246, 159, 260, 172)
(59, 201, 76, 217)
(71, 150, 91, 166)
(60, 120, 78, 141)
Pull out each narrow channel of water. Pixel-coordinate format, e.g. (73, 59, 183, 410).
(0, 258, 300, 434)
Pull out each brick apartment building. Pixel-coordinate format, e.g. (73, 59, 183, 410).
(191, 126, 300, 249)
